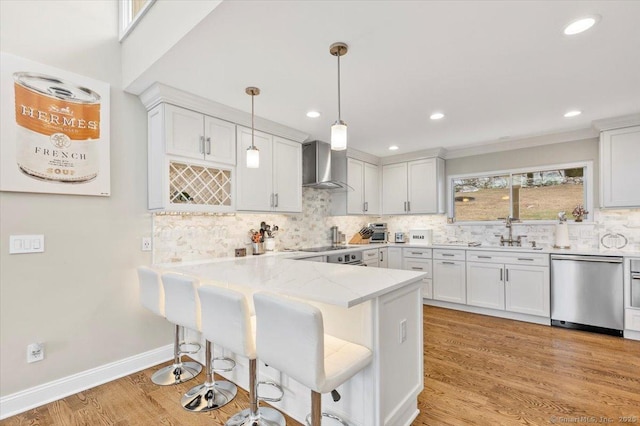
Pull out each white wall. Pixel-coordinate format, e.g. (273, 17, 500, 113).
(0, 0, 170, 398)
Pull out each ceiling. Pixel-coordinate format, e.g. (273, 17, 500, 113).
(132, 0, 640, 157)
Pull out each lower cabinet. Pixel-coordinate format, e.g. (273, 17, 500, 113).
(403, 248, 433, 299)
(466, 251, 550, 318)
(433, 249, 466, 304)
(387, 247, 403, 269)
(504, 264, 550, 317)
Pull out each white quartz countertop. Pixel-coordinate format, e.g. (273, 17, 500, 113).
(161, 255, 427, 308)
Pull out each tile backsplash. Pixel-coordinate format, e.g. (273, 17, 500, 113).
(153, 188, 640, 263)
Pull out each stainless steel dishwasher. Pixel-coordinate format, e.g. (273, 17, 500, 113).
(551, 254, 624, 336)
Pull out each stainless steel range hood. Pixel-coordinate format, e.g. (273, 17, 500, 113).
(302, 140, 351, 190)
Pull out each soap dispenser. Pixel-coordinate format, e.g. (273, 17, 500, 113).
(554, 212, 570, 249)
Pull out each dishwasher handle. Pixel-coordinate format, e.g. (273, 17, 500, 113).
(551, 254, 623, 263)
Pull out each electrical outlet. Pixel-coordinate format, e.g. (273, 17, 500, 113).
(141, 237, 152, 252)
(399, 319, 407, 344)
(27, 342, 44, 363)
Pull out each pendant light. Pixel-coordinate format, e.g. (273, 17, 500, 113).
(245, 86, 260, 168)
(330, 42, 348, 151)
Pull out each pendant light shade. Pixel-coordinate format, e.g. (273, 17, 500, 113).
(330, 42, 348, 151)
(245, 86, 260, 168)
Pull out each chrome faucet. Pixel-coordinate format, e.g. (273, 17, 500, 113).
(496, 216, 526, 247)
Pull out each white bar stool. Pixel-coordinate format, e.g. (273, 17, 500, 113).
(137, 266, 202, 386)
(198, 285, 285, 426)
(162, 273, 237, 412)
(253, 292, 373, 426)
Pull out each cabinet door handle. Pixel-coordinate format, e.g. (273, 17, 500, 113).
(380, 251, 384, 262)
(517, 258, 535, 261)
(205, 137, 211, 155)
(500, 268, 503, 281)
(478, 255, 492, 259)
(199, 136, 205, 154)
(442, 261, 455, 265)
(403, 201, 407, 212)
(411, 267, 424, 270)
(506, 268, 509, 282)
(407, 201, 411, 212)
(364, 201, 368, 212)
(410, 251, 422, 255)
(442, 253, 455, 257)
(275, 193, 279, 208)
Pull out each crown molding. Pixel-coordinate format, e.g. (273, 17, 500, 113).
(138, 83, 309, 143)
(346, 147, 381, 165)
(592, 113, 640, 131)
(380, 147, 446, 165)
(443, 127, 598, 160)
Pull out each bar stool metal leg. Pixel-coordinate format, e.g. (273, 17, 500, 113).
(305, 391, 349, 426)
(151, 325, 202, 385)
(225, 359, 285, 426)
(181, 340, 237, 412)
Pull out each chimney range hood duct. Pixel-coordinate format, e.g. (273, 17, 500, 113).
(302, 140, 352, 190)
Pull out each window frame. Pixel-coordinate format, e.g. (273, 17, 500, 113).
(447, 161, 593, 224)
(119, 0, 157, 42)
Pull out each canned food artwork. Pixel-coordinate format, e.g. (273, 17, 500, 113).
(13, 72, 101, 183)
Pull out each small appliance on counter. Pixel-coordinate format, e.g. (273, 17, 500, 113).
(368, 223, 389, 243)
(554, 212, 570, 249)
(394, 232, 406, 243)
(408, 229, 433, 246)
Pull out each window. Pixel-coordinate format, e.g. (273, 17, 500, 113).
(450, 162, 592, 222)
(119, 0, 156, 41)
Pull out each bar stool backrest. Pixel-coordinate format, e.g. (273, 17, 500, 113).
(162, 273, 201, 331)
(198, 285, 255, 359)
(254, 292, 325, 391)
(137, 266, 165, 317)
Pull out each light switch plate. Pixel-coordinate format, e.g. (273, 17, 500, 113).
(10, 235, 45, 254)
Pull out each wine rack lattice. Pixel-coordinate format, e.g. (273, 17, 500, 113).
(169, 161, 232, 206)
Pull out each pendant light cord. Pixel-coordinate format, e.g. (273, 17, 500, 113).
(251, 92, 255, 149)
(337, 52, 342, 121)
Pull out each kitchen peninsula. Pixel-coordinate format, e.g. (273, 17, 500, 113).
(160, 253, 427, 426)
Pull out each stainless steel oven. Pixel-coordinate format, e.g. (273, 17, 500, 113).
(326, 251, 364, 265)
(368, 223, 388, 243)
(631, 259, 640, 308)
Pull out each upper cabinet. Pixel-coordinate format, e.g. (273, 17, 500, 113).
(165, 104, 236, 165)
(236, 126, 302, 212)
(330, 155, 380, 216)
(147, 103, 235, 212)
(600, 125, 640, 208)
(382, 157, 445, 215)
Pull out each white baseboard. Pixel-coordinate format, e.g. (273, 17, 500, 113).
(0, 344, 173, 420)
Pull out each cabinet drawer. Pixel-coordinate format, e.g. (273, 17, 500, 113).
(466, 250, 548, 267)
(403, 248, 432, 259)
(433, 249, 465, 261)
(362, 248, 379, 260)
(404, 258, 432, 278)
(625, 308, 640, 332)
(363, 258, 379, 267)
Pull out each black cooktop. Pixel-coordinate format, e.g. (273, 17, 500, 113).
(299, 246, 345, 252)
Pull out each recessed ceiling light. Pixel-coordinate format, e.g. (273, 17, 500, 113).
(564, 16, 599, 35)
(306, 111, 321, 118)
(564, 110, 582, 118)
(389, 145, 399, 151)
(430, 112, 445, 120)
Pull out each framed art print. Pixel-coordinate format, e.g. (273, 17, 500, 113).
(0, 52, 110, 196)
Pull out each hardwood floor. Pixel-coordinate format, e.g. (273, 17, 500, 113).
(2, 306, 639, 425)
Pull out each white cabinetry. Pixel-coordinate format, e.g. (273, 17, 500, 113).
(403, 248, 433, 299)
(378, 247, 388, 268)
(466, 251, 550, 317)
(147, 104, 235, 212)
(381, 157, 445, 215)
(331, 158, 380, 215)
(362, 248, 380, 267)
(600, 125, 640, 208)
(236, 126, 302, 212)
(387, 247, 403, 269)
(164, 104, 236, 165)
(433, 249, 466, 303)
